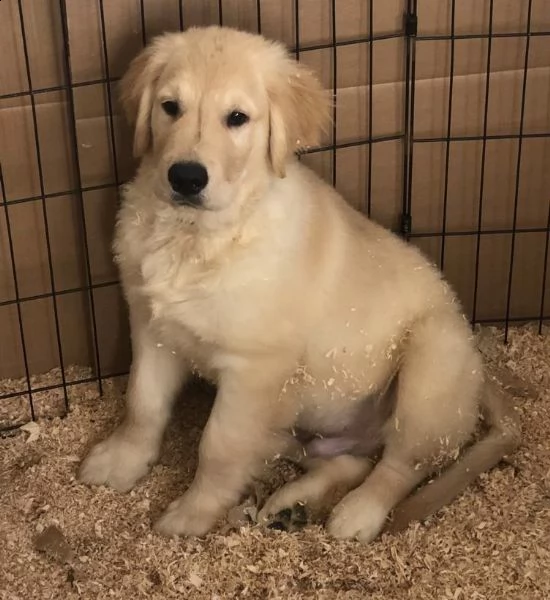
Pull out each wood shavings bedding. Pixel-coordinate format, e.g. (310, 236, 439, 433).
(1, 325, 549, 599)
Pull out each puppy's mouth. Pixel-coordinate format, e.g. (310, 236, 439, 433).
(170, 191, 211, 210)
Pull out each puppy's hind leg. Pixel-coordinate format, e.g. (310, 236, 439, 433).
(386, 377, 521, 533)
(327, 313, 482, 543)
(326, 453, 431, 543)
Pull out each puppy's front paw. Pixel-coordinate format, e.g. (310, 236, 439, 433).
(78, 432, 155, 493)
(154, 494, 219, 538)
(326, 490, 388, 543)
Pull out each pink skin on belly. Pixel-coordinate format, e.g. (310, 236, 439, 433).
(293, 367, 399, 459)
(298, 387, 396, 458)
(305, 435, 370, 458)
(304, 428, 383, 458)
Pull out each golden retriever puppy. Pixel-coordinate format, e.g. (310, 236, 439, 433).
(78, 26, 520, 542)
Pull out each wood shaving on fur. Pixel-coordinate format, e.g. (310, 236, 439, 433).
(0, 325, 549, 599)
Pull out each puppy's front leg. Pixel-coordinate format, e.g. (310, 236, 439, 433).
(79, 305, 188, 492)
(154, 359, 295, 537)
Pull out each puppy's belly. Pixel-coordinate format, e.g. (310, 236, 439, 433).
(295, 397, 359, 437)
(314, 401, 394, 458)
(289, 362, 398, 458)
(294, 391, 391, 457)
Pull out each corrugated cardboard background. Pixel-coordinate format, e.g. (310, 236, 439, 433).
(1, 0, 549, 387)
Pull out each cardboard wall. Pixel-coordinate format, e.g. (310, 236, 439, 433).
(1, 0, 549, 384)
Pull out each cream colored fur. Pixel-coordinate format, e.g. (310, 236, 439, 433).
(78, 26, 520, 543)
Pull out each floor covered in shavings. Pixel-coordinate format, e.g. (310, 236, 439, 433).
(1, 325, 549, 599)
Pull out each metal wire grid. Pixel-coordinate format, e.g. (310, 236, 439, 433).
(403, 0, 550, 333)
(0, 0, 548, 430)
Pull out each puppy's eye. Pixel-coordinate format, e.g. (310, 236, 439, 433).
(161, 100, 180, 117)
(226, 111, 249, 128)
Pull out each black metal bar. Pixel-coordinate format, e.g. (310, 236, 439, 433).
(417, 30, 550, 41)
(5, 28, 549, 101)
(3, 182, 118, 208)
(0, 166, 35, 419)
(538, 214, 550, 333)
(414, 132, 550, 143)
(2, 134, 406, 206)
(304, 133, 404, 154)
(409, 226, 550, 239)
(401, 0, 417, 239)
(504, 0, 533, 343)
(256, 0, 262, 34)
(366, 0, 374, 217)
(439, 0, 456, 270)
(331, 0, 337, 187)
(0, 370, 130, 404)
(218, 0, 223, 26)
(294, 0, 300, 60)
(139, 0, 147, 46)
(472, 0, 494, 325)
(5, 127, 549, 208)
(178, 0, 184, 31)
(1, 424, 29, 435)
(98, 0, 121, 187)
(293, 0, 301, 163)
(407, 0, 418, 230)
(0, 30, 429, 104)
(59, 0, 104, 396)
(474, 315, 550, 325)
(0, 132, 415, 209)
(0, 280, 120, 309)
(0, 78, 120, 101)
(401, 5, 412, 236)
(1, 26, 547, 102)
(298, 28, 404, 50)
(15, 0, 68, 411)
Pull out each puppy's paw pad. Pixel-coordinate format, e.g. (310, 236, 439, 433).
(265, 503, 309, 533)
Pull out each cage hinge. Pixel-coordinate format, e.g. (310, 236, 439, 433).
(400, 213, 412, 237)
(405, 13, 418, 37)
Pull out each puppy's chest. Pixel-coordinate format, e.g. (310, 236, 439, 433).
(142, 250, 229, 341)
(120, 220, 261, 347)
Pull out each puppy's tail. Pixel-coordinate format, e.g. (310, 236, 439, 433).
(385, 375, 522, 534)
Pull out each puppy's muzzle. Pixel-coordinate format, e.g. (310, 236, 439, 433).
(168, 161, 209, 207)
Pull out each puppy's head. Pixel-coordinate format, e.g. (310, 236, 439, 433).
(120, 26, 331, 213)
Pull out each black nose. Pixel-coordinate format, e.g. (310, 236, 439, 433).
(167, 161, 208, 197)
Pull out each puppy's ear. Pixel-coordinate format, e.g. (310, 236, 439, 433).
(268, 60, 332, 178)
(119, 36, 171, 158)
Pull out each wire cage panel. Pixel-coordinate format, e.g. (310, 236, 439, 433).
(0, 0, 549, 430)
(407, 0, 550, 329)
